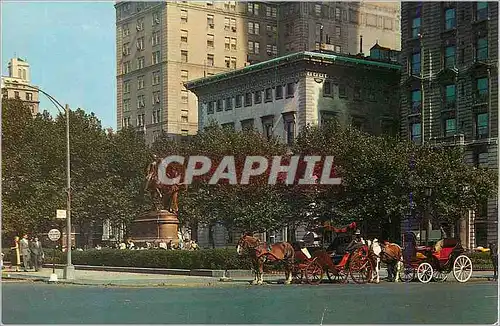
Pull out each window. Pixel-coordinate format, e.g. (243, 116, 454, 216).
(271, 7, 277, 18)
(444, 84, 455, 108)
(123, 80, 130, 93)
(136, 37, 144, 50)
(338, 84, 346, 98)
(122, 117, 131, 128)
(335, 8, 341, 20)
(122, 43, 130, 56)
(181, 70, 188, 82)
(444, 8, 456, 30)
(137, 114, 145, 127)
(444, 46, 455, 68)
(476, 2, 488, 21)
(411, 52, 421, 75)
(315, 4, 321, 16)
(152, 91, 161, 104)
(283, 119, 295, 145)
(224, 17, 230, 31)
(225, 56, 230, 68)
(230, 18, 236, 31)
(231, 38, 237, 50)
(181, 112, 188, 123)
(323, 81, 332, 96)
(181, 90, 188, 104)
(225, 37, 230, 50)
(335, 26, 341, 39)
(272, 45, 277, 55)
(137, 18, 144, 31)
(152, 71, 160, 85)
(265, 88, 272, 102)
(152, 51, 161, 65)
(181, 10, 188, 23)
(235, 95, 242, 107)
(123, 61, 131, 74)
(476, 37, 488, 61)
(410, 122, 422, 142)
(181, 30, 188, 43)
(152, 31, 160, 46)
(152, 110, 161, 124)
(263, 122, 273, 141)
(230, 1, 236, 11)
(207, 54, 214, 66)
(153, 11, 160, 25)
(286, 83, 295, 97)
(475, 77, 488, 102)
(353, 86, 361, 100)
(244, 93, 252, 107)
(216, 99, 223, 112)
(206, 1, 213, 7)
(411, 89, 422, 114)
(136, 56, 145, 70)
(225, 97, 232, 110)
(275, 85, 283, 99)
(248, 3, 259, 15)
(207, 15, 214, 28)
(444, 118, 456, 136)
(123, 99, 130, 112)
(23, 92, 32, 101)
(241, 119, 254, 131)
(334, 45, 341, 53)
(137, 95, 145, 108)
(123, 24, 129, 36)
(181, 129, 189, 136)
(230, 57, 236, 69)
(412, 17, 421, 39)
(207, 102, 214, 114)
(207, 34, 214, 48)
(181, 50, 188, 63)
(137, 76, 145, 90)
(221, 122, 234, 130)
(248, 41, 260, 54)
(254, 90, 262, 104)
(475, 113, 488, 138)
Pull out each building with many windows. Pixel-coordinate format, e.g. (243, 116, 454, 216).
(1, 57, 40, 115)
(115, 1, 401, 145)
(186, 49, 401, 144)
(400, 1, 498, 247)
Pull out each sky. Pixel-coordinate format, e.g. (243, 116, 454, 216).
(1, 1, 117, 129)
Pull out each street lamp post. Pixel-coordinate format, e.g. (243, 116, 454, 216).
(12, 83, 75, 279)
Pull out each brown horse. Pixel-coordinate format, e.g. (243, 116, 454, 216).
(366, 239, 404, 283)
(236, 234, 295, 285)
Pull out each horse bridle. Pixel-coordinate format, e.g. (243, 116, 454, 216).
(238, 236, 261, 253)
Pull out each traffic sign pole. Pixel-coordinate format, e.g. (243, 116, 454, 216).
(47, 229, 61, 282)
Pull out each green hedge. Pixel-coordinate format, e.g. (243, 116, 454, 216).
(3, 248, 494, 271)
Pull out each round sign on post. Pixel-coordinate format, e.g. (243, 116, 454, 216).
(48, 229, 61, 242)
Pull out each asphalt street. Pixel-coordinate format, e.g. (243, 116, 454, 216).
(2, 281, 498, 324)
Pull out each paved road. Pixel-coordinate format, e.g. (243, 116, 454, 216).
(2, 281, 498, 324)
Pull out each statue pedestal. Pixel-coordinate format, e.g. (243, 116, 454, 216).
(130, 210, 179, 244)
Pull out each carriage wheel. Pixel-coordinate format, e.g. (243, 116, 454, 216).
(401, 265, 415, 283)
(305, 261, 324, 285)
(349, 255, 372, 284)
(417, 262, 433, 283)
(453, 255, 473, 283)
(292, 265, 304, 284)
(326, 268, 348, 283)
(432, 270, 449, 282)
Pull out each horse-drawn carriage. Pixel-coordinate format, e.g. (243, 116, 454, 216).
(292, 222, 374, 285)
(401, 232, 473, 283)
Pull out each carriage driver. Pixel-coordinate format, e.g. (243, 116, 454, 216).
(345, 229, 364, 252)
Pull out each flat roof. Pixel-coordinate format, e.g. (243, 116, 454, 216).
(185, 51, 401, 90)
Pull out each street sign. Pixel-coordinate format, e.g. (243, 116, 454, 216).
(56, 210, 67, 219)
(48, 229, 61, 242)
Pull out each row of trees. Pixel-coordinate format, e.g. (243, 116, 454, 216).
(2, 98, 497, 245)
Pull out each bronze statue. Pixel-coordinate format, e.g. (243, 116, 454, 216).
(145, 155, 187, 214)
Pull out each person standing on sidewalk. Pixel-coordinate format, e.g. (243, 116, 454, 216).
(10, 236, 21, 272)
(29, 236, 44, 272)
(19, 235, 31, 271)
(489, 242, 497, 281)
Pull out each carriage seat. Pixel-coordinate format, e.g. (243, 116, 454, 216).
(300, 247, 312, 259)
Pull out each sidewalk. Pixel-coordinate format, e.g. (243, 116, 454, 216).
(1, 266, 495, 287)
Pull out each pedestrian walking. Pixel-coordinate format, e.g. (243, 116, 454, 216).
(19, 234, 31, 272)
(489, 242, 497, 281)
(29, 236, 44, 272)
(10, 236, 21, 272)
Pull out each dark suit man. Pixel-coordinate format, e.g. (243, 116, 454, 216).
(489, 242, 498, 281)
(29, 237, 44, 272)
(19, 234, 31, 271)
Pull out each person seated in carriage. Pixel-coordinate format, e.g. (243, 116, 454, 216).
(345, 229, 364, 252)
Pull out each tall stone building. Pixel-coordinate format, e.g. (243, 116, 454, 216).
(400, 1, 498, 247)
(1, 57, 40, 115)
(115, 1, 401, 144)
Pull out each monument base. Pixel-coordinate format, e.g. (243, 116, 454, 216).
(130, 210, 180, 245)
